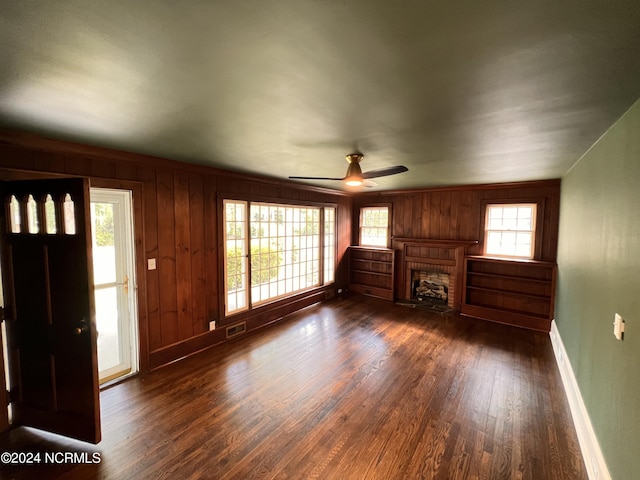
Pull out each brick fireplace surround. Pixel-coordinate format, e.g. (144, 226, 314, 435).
(392, 238, 477, 311)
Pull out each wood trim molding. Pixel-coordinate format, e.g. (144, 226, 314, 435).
(354, 178, 562, 197)
(0, 129, 350, 197)
(479, 197, 546, 260)
(218, 191, 339, 209)
(90, 178, 149, 374)
(392, 238, 478, 247)
(355, 202, 393, 248)
(392, 238, 476, 311)
(550, 321, 611, 480)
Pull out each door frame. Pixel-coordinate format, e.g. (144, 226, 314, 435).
(87, 178, 148, 376)
(91, 187, 139, 384)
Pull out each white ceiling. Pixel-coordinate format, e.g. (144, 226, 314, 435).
(1, 1, 639, 190)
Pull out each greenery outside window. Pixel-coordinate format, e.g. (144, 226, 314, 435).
(359, 206, 390, 247)
(224, 200, 336, 316)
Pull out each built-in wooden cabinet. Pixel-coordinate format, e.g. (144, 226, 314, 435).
(461, 256, 556, 331)
(349, 246, 396, 300)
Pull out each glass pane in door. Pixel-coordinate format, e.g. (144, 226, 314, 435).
(90, 190, 136, 385)
(95, 286, 120, 372)
(92, 203, 116, 285)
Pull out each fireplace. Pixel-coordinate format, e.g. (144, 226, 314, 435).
(393, 238, 478, 312)
(411, 270, 449, 306)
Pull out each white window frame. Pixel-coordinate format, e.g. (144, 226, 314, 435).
(223, 200, 249, 315)
(484, 203, 537, 259)
(359, 206, 390, 247)
(323, 207, 336, 284)
(223, 200, 336, 316)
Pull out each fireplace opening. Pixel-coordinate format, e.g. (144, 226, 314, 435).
(411, 270, 449, 306)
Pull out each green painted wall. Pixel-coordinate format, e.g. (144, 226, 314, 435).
(556, 98, 640, 480)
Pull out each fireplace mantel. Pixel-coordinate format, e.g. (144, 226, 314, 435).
(392, 238, 477, 311)
(393, 238, 478, 247)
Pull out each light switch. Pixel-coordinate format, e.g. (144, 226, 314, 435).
(613, 313, 625, 340)
(148, 258, 157, 270)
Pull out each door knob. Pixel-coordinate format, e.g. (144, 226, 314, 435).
(74, 321, 88, 335)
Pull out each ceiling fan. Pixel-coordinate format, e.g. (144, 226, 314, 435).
(289, 153, 408, 187)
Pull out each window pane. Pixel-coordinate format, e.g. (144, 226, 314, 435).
(45, 194, 57, 234)
(485, 203, 536, 258)
(26, 195, 39, 234)
(489, 217, 503, 230)
(486, 231, 502, 255)
(250, 203, 321, 305)
(324, 207, 336, 283)
(517, 216, 532, 230)
(224, 200, 248, 314)
(360, 207, 389, 246)
(91, 202, 117, 285)
(225, 200, 333, 314)
(501, 232, 517, 255)
(9, 195, 21, 233)
(95, 286, 121, 372)
(63, 194, 76, 235)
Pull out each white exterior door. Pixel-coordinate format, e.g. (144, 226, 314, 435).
(90, 188, 138, 384)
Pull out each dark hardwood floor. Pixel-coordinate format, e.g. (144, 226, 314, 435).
(0, 295, 587, 479)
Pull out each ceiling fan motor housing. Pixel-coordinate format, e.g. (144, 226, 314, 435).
(345, 153, 363, 180)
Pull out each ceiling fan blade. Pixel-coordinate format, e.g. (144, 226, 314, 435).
(288, 176, 344, 181)
(361, 165, 408, 179)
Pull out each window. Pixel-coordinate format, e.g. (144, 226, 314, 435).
(224, 200, 249, 314)
(9, 195, 20, 233)
(26, 194, 39, 234)
(485, 203, 537, 258)
(224, 200, 336, 316)
(45, 194, 57, 234)
(323, 207, 336, 284)
(359, 206, 389, 247)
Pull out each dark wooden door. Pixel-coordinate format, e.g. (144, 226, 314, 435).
(0, 178, 100, 444)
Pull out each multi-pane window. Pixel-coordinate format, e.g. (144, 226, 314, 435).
(485, 204, 537, 258)
(324, 207, 336, 284)
(359, 206, 389, 247)
(250, 203, 320, 305)
(224, 200, 248, 314)
(224, 201, 336, 315)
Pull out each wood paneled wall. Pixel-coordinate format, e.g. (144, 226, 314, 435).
(0, 133, 352, 371)
(354, 180, 561, 260)
(0, 133, 561, 371)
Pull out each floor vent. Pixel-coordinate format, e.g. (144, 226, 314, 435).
(226, 322, 246, 339)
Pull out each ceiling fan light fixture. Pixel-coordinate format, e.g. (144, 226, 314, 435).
(345, 177, 363, 187)
(287, 151, 407, 188)
(344, 153, 364, 186)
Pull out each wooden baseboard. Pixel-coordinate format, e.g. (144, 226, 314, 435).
(549, 320, 611, 480)
(148, 290, 327, 370)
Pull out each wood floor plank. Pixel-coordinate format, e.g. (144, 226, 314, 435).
(0, 295, 587, 479)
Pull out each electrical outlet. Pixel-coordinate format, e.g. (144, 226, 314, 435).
(209, 320, 216, 331)
(613, 313, 625, 340)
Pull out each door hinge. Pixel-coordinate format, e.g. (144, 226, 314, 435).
(5, 390, 12, 405)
